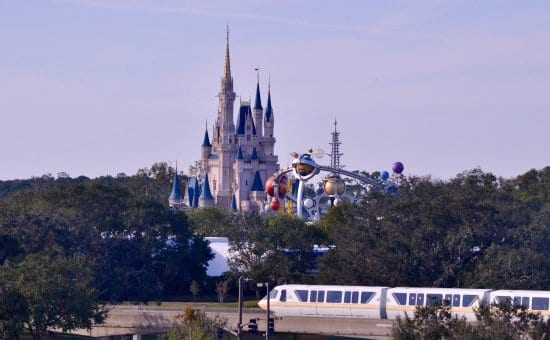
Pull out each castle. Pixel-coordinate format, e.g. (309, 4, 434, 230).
(170, 29, 279, 212)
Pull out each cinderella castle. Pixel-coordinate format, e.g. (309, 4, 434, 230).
(169, 29, 279, 212)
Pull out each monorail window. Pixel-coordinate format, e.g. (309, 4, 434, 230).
(513, 296, 529, 308)
(327, 291, 342, 303)
(361, 292, 373, 304)
(269, 289, 278, 300)
(462, 295, 478, 307)
(496, 296, 511, 304)
(317, 290, 325, 302)
(280, 290, 286, 302)
(344, 291, 351, 303)
(295, 290, 308, 302)
(417, 294, 424, 306)
(453, 294, 460, 307)
(408, 293, 416, 306)
(444, 294, 452, 306)
(427, 294, 443, 306)
(352, 292, 359, 303)
(393, 293, 407, 305)
(532, 297, 549, 311)
(310, 290, 317, 302)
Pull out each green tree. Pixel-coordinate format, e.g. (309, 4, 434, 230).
(392, 301, 550, 340)
(0, 253, 107, 339)
(0, 286, 28, 340)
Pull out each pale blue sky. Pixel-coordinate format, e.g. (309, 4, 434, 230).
(1, 0, 549, 180)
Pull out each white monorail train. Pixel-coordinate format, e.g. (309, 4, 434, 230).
(258, 284, 550, 321)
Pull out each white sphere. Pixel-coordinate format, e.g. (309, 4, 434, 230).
(333, 197, 342, 206)
(303, 198, 314, 209)
(264, 204, 272, 211)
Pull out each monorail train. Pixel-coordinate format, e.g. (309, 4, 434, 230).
(257, 284, 550, 321)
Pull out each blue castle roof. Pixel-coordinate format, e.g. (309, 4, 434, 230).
(169, 173, 183, 200)
(251, 147, 258, 160)
(251, 171, 264, 192)
(236, 146, 244, 160)
(201, 173, 214, 202)
(231, 194, 238, 210)
(265, 89, 273, 122)
(236, 104, 256, 135)
(202, 128, 212, 147)
(254, 81, 262, 110)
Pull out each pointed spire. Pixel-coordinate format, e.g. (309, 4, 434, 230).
(265, 80, 273, 122)
(199, 173, 214, 207)
(251, 147, 258, 160)
(231, 194, 238, 211)
(254, 69, 262, 110)
(251, 171, 264, 192)
(223, 26, 232, 83)
(236, 146, 244, 160)
(169, 172, 183, 201)
(202, 122, 212, 147)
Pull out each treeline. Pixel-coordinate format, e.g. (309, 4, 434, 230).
(0, 165, 549, 337)
(189, 167, 550, 291)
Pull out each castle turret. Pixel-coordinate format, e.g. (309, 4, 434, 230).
(253, 75, 263, 138)
(201, 123, 212, 162)
(263, 83, 276, 157)
(169, 171, 185, 210)
(199, 173, 215, 207)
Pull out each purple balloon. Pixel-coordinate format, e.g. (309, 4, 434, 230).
(392, 161, 404, 174)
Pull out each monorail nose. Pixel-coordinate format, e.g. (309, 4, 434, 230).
(258, 298, 267, 309)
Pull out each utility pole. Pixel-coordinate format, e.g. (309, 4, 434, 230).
(238, 276, 243, 340)
(257, 282, 271, 340)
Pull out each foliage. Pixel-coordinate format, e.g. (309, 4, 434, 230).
(190, 280, 201, 302)
(0, 253, 107, 340)
(0, 171, 213, 303)
(392, 304, 470, 340)
(317, 167, 550, 290)
(167, 306, 226, 340)
(215, 280, 230, 306)
(392, 301, 550, 340)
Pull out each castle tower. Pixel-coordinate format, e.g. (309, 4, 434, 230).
(183, 29, 280, 212)
(211, 27, 237, 208)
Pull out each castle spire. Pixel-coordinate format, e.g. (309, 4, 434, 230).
(202, 121, 212, 147)
(254, 68, 262, 110)
(265, 80, 273, 122)
(223, 26, 232, 83)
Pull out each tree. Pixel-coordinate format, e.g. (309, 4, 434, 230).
(215, 279, 230, 306)
(391, 301, 550, 340)
(0, 253, 107, 339)
(168, 306, 226, 340)
(190, 280, 201, 302)
(392, 304, 471, 340)
(0, 286, 28, 340)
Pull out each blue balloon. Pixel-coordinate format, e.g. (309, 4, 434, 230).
(380, 171, 390, 181)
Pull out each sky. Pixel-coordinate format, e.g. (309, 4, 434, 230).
(1, 0, 549, 181)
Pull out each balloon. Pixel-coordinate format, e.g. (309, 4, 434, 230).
(392, 162, 404, 174)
